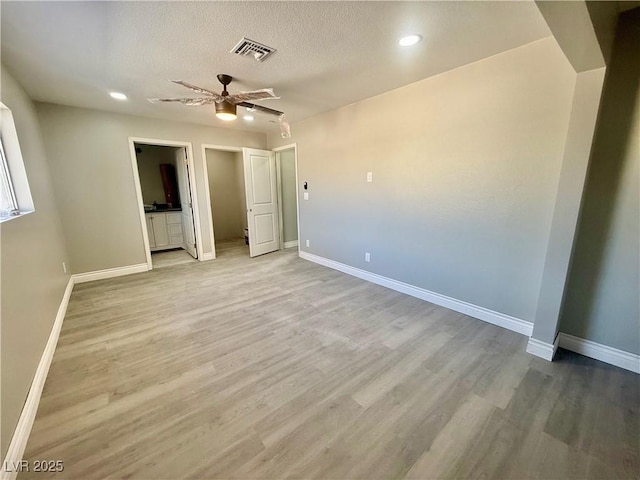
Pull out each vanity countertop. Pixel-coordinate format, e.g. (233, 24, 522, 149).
(145, 208, 182, 213)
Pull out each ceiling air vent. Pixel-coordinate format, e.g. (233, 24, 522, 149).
(230, 37, 276, 62)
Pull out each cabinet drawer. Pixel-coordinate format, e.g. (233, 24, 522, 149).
(168, 224, 183, 235)
(166, 213, 182, 225)
(169, 234, 184, 246)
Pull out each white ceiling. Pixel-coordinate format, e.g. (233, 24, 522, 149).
(1, 1, 551, 134)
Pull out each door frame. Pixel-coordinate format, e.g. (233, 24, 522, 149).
(272, 143, 299, 254)
(201, 144, 243, 260)
(128, 137, 204, 270)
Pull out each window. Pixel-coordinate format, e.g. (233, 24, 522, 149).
(0, 102, 34, 222)
(0, 138, 20, 219)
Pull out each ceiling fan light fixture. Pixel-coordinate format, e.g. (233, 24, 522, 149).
(215, 100, 237, 121)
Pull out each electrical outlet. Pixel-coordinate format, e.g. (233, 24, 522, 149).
(365, 252, 371, 262)
(306, 239, 310, 248)
(303, 192, 309, 200)
(62, 262, 67, 273)
(367, 172, 373, 183)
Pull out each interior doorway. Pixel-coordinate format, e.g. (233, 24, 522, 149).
(202, 144, 298, 260)
(128, 137, 203, 270)
(203, 146, 249, 259)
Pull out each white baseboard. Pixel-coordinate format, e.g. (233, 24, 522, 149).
(284, 240, 299, 249)
(72, 263, 149, 284)
(1, 277, 74, 480)
(200, 252, 214, 261)
(526, 335, 559, 361)
(559, 333, 640, 373)
(299, 252, 533, 336)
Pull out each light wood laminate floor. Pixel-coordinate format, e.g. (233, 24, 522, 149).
(22, 245, 639, 479)
(215, 238, 250, 260)
(151, 249, 197, 269)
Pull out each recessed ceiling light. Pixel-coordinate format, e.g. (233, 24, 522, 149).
(109, 92, 127, 100)
(398, 34, 422, 47)
(244, 115, 254, 121)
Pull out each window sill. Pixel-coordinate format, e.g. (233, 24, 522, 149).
(0, 209, 34, 224)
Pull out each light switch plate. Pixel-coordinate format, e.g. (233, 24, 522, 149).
(304, 192, 309, 200)
(367, 172, 373, 183)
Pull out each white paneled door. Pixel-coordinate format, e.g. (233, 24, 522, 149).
(175, 147, 198, 259)
(243, 148, 280, 257)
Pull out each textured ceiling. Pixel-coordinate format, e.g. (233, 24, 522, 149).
(1, 1, 551, 134)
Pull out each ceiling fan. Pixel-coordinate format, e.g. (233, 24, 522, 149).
(148, 74, 290, 138)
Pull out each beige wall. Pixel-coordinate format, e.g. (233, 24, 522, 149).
(0, 66, 70, 457)
(206, 150, 246, 242)
(535, 1, 608, 72)
(560, 9, 640, 355)
(35, 104, 266, 273)
(269, 37, 576, 322)
(136, 144, 180, 205)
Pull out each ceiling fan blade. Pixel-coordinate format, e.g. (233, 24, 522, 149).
(238, 101, 290, 138)
(238, 101, 283, 116)
(227, 88, 279, 104)
(148, 97, 217, 106)
(170, 80, 223, 101)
